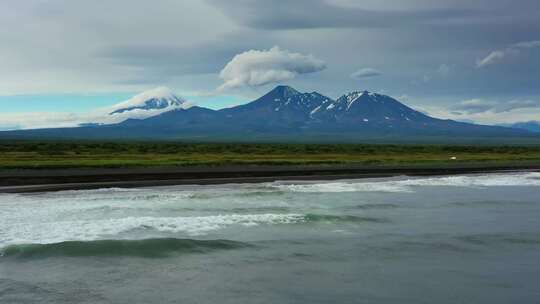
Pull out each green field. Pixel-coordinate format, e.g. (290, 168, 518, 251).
(0, 141, 539, 169)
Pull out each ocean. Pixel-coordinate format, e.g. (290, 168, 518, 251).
(1, 172, 540, 303)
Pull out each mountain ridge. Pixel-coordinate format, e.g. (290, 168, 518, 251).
(0, 85, 536, 143)
(502, 121, 540, 133)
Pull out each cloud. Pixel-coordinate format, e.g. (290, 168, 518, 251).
(420, 103, 540, 125)
(350, 68, 381, 79)
(0, 87, 194, 130)
(415, 64, 452, 85)
(437, 64, 451, 77)
(218, 46, 326, 90)
(208, 0, 483, 30)
(451, 99, 492, 114)
(513, 40, 540, 48)
(0, 0, 238, 94)
(477, 40, 540, 68)
(451, 98, 540, 114)
(1, 0, 540, 109)
(476, 51, 505, 67)
(97, 37, 256, 85)
(397, 94, 410, 101)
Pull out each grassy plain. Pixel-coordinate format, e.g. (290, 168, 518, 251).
(1, 141, 540, 169)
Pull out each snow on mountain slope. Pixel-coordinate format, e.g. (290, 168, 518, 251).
(311, 90, 433, 125)
(219, 85, 333, 129)
(109, 87, 187, 115)
(270, 88, 333, 114)
(1, 85, 533, 140)
(82, 87, 191, 126)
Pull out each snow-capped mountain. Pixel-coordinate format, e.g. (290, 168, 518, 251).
(219, 85, 333, 130)
(73, 87, 190, 127)
(221, 85, 332, 117)
(312, 90, 432, 125)
(117, 86, 533, 138)
(109, 87, 187, 115)
(335, 91, 430, 122)
(1, 85, 535, 142)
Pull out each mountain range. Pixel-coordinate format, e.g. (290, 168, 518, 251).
(502, 121, 540, 133)
(1, 85, 537, 143)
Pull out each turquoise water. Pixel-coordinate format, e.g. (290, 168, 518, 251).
(1, 172, 540, 303)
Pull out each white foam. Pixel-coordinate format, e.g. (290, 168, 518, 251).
(270, 181, 410, 193)
(1, 172, 538, 246)
(0, 214, 304, 246)
(271, 172, 540, 193)
(400, 172, 540, 187)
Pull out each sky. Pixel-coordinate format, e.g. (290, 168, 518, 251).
(1, 0, 539, 129)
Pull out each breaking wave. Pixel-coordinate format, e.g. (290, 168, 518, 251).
(269, 172, 540, 193)
(303, 214, 390, 223)
(2, 213, 305, 246)
(400, 172, 540, 187)
(269, 181, 411, 193)
(1, 238, 250, 259)
(1, 212, 391, 248)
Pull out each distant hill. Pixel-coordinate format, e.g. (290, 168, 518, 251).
(503, 121, 540, 133)
(1, 85, 537, 143)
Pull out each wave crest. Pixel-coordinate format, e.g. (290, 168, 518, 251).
(1, 238, 251, 259)
(270, 172, 540, 193)
(303, 214, 389, 223)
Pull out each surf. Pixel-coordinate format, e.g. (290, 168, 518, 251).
(1, 238, 252, 259)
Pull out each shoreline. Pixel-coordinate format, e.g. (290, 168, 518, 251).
(1, 163, 539, 193)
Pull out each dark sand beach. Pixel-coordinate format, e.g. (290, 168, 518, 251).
(1, 163, 539, 193)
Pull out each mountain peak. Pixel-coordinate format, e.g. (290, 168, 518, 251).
(336, 91, 371, 110)
(4, 86, 533, 140)
(343, 90, 380, 98)
(338, 91, 391, 105)
(269, 85, 301, 98)
(109, 87, 186, 115)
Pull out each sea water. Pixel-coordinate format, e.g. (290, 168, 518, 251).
(1, 172, 540, 303)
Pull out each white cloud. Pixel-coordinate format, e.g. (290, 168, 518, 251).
(0, 87, 193, 130)
(451, 98, 492, 114)
(415, 64, 453, 84)
(476, 50, 505, 68)
(512, 40, 540, 48)
(0, 112, 88, 130)
(396, 94, 410, 101)
(476, 40, 540, 68)
(350, 68, 381, 79)
(451, 98, 540, 114)
(108, 87, 188, 114)
(218, 46, 326, 90)
(437, 64, 451, 77)
(420, 104, 540, 125)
